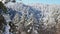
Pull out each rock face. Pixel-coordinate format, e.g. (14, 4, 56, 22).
(4, 2, 60, 34)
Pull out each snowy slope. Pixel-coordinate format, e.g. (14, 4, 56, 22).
(5, 2, 42, 21)
(4, 2, 60, 34)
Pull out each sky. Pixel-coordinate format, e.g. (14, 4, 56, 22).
(16, 0, 60, 5)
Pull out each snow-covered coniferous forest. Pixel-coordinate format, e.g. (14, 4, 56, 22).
(0, 0, 60, 34)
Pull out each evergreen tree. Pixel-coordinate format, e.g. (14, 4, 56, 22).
(0, 1, 8, 34)
(0, 1, 7, 13)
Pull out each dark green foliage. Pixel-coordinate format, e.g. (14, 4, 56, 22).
(9, 22, 17, 34)
(0, 1, 7, 13)
(0, 14, 6, 33)
(0, 2, 8, 33)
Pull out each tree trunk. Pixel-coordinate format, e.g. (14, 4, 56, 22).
(21, 31, 27, 34)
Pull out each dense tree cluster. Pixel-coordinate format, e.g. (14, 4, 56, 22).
(0, 0, 60, 34)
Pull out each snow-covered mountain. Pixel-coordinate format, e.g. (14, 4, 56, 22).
(5, 2, 43, 34)
(4, 2, 60, 34)
(6, 2, 42, 23)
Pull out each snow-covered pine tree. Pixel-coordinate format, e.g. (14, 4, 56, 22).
(11, 13, 21, 34)
(25, 13, 40, 34)
(17, 7, 28, 34)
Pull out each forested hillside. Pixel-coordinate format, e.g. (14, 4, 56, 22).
(0, 1, 60, 34)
